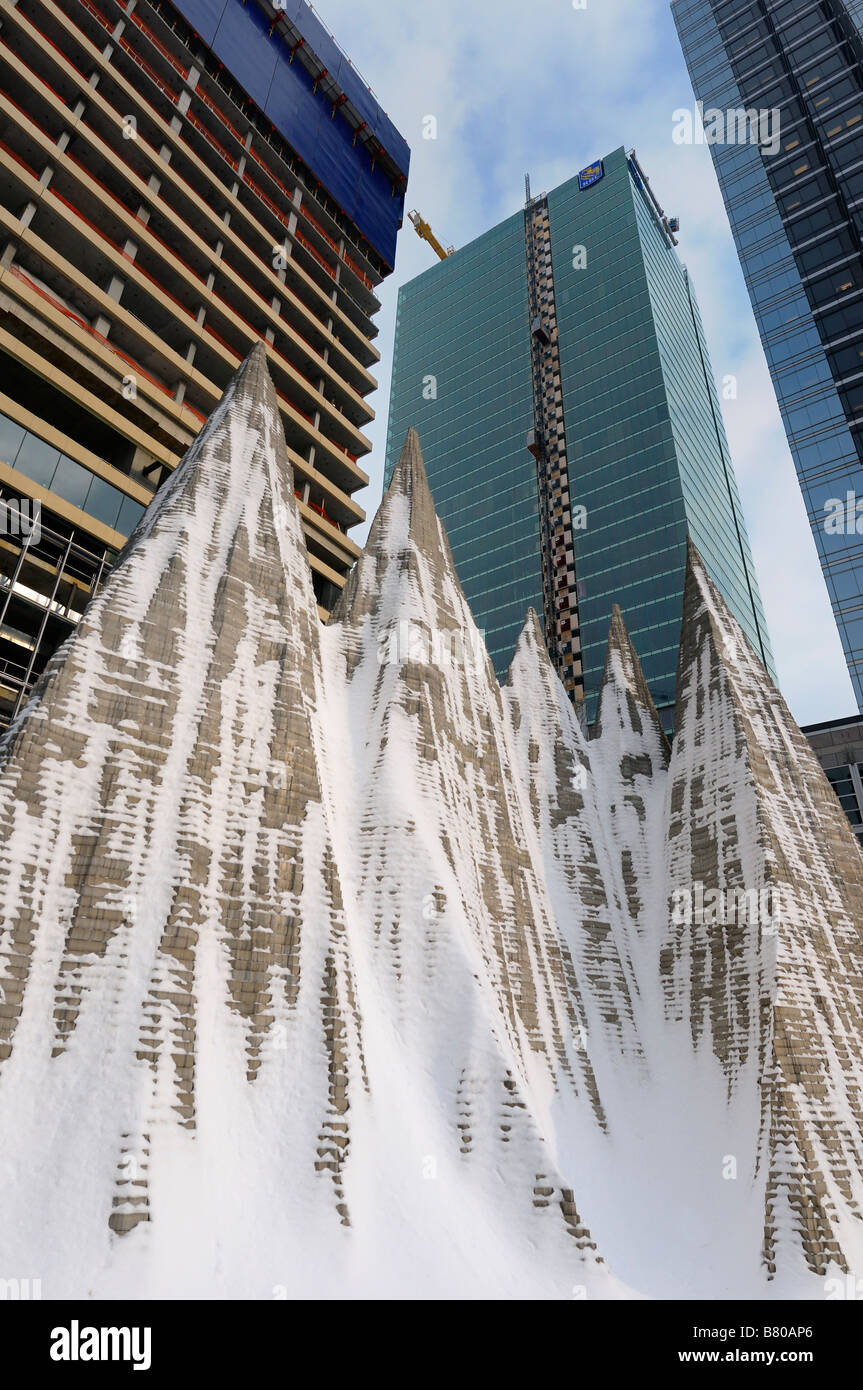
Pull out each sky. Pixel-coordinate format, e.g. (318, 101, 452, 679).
(316, 0, 857, 727)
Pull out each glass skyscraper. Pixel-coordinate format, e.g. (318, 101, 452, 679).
(385, 146, 774, 727)
(673, 0, 863, 711)
(803, 713, 863, 839)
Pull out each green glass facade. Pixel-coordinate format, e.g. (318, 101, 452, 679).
(385, 147, 775, 724)
(385, 217, 541, 669)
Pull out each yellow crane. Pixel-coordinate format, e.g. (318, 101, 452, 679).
(408, 209, 455, 262)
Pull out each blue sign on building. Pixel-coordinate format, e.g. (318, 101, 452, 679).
(578, 161, 604, 190)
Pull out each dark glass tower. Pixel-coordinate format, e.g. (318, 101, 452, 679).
(673, 0, 863, 711)
(803, 713, 863, 839)
(385, 147, 774, 728)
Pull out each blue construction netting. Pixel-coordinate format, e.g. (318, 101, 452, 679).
(169, 0, 409, 268)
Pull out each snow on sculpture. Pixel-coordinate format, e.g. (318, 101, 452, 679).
(0, 344, 861, 1299)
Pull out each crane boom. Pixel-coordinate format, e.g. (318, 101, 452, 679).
(408, 209, 455, 261)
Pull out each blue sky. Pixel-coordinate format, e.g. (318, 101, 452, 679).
(317, 0, 856, 725)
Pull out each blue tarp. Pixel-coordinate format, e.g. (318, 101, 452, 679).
(169, 0, 408, 266)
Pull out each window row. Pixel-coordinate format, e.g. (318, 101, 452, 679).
(0, 412, 146, 536)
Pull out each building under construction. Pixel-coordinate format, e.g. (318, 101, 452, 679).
(386, 146, 774, 728)
(0, 0, 409, 727)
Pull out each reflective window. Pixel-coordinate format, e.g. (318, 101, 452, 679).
(0, 410, 145, 537)
(16, 436, 61, 489)
(52, 455, 93, 511)
(0, 414, 26, 466)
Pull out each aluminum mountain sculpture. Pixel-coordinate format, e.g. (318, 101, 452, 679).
(0, 345, 861, 1299)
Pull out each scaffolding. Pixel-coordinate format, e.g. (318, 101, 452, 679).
(522, 177, 583, 705)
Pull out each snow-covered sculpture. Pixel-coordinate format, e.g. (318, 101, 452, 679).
(1, 346, 861, 1298)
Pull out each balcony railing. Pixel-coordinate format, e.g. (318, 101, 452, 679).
(118, 35, 178, 104)
(55, 5, 376, 332)
(8, 266, 204, 423)
(3, 10, 366, 460)
(125, 6, 189, 79)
